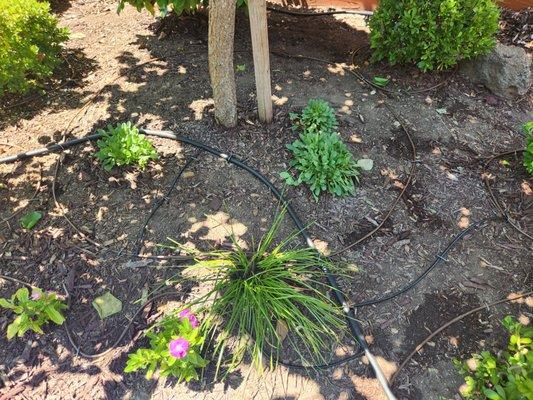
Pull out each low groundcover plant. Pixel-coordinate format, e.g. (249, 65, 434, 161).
(171, 209, 346, 377)
(125, 308, 208, 381)
(454, 316, 532, 399)
(95, 122, 158, 171)
(0, 287, 67, 339)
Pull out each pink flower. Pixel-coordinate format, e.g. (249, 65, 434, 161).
(179, 308, 199, 328)
(31, 290, 42, 300)
(169, 338, 190, 359)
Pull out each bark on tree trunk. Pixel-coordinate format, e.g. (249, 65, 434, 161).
(208, 0, 237, 127)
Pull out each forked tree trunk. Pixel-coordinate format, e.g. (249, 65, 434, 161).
(208, 0, 237, 127)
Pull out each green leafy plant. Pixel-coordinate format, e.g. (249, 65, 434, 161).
(118, 0, 246, 17)
(284, 99, 372, 200)
(95, 122, 158, 171)
(523, 122, 533, 175)
(281, 131, 372, 201)
(454, 316, 533, 399)
(291, 99, 338, 135)
(0, 0, 69, 95)
(170, 210, 345, 376)
(0, 288, 67, 339)
(369, 0, 499, 71)
(125, 310, 208, 381)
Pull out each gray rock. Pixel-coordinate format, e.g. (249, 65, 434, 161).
(461, 43, 532, 98)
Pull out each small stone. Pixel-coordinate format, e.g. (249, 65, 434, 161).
(424, 96, 433, 105)
(182, 171, 195, 179)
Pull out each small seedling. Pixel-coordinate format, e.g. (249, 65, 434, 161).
(20, 211, 42, 229)
(294, 99, 338, 135)
(125, 310, 208, 382)
(0, 287, 67, 339)
(95, 122, 158, 171)
(235, 64, 246, 72)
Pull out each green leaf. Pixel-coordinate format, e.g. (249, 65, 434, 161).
(372, 76, 390, 87)
(522, 121, 533, 135)
(92, 292, 123, 319)
(44, 306, 65, 325)
(0, 298, 14, 309)
(7, 321, 20, 340)
(356, 159, 374, 171)
(235, 64, 246, 72)
(482, 387, 502, 400)
(20, 211, 42, 229)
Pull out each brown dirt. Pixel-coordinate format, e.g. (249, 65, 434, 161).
(1, 2, 532, 400)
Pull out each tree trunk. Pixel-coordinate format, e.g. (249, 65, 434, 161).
(208, 0, 237, 127)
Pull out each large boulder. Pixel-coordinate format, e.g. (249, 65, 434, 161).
(461, 43, 532, 98)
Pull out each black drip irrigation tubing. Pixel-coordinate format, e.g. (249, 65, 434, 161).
(0, 129, 503, 397)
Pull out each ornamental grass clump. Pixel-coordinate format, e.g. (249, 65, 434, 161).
(369, 0, 499, 71)
(172, 210, 345, 376)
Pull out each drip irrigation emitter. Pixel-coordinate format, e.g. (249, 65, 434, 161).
(0, 128, 397, 398)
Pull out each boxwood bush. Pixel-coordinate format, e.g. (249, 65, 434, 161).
(368, 0, 499, 71)
(0, 0, 69, 95)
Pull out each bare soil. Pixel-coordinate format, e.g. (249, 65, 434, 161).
(1, 2, 532, 399)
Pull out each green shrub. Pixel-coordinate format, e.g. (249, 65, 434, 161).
(125, 311, 208, 381)
(368, 0, 499, 71)
(0, 287, 67, 339)
(117, 0, 246, 17)
(454, 316, 533, 399)
(0, 0, 69, 95)
(95, 122, 158, 171)
(170, 210, 345, 375)
(282, 100, 372, 201)
(523, 122, 533, 175)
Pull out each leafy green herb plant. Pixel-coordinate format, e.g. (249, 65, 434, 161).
(125, 310, 208, 381)
(523, 122, 533, 175)
(171, 210, 345, 376)
(0, 288, 67, 339)
(95, 122, 158, 171)
(281, 131, 372, 201)
(454, 316, 533, 399)
(284, 99, 372, 200)
(369, 0, 499, 71)
(291, 99, 338, 135)
(0, 0, 69, 95)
